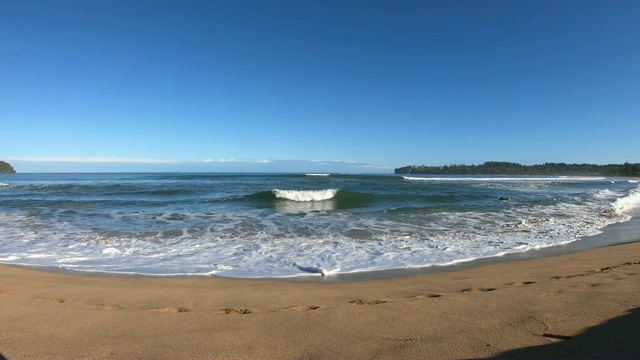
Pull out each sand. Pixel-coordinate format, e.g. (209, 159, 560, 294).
(1, 242, 639, 359)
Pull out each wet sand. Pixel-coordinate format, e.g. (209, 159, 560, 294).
(1, 240, 639, 359)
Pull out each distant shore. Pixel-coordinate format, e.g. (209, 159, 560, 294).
(395, 161, 640, 177)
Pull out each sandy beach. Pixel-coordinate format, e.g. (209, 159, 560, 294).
(1, 241, 639, 359)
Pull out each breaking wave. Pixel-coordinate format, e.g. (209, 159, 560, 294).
(612, 186, 640, 214)
(403, 176, 606, 182)
(273, 189, 338, 202)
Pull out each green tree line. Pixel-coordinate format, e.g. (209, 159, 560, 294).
(395, 161, 640, 177)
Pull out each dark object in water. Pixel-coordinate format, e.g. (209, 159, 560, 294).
(499, 197, 511, 201)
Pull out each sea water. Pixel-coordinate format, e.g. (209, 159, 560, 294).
(0, 173, 639, 278)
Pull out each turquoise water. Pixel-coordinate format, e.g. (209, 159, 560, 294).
(0, 173, 638, 277)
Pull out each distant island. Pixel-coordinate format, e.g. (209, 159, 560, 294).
(395, 161, 640, 177)
(0, 161, 16, 174)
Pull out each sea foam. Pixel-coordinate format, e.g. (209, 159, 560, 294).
(612, 186, 640, 214)
(1, 173, 638, 278)
(272, 189, 338, 201)
(402, 176, 606, 182)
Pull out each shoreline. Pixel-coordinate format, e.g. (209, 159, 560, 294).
(8, 215, 640, 282)
(1, 235, 640, 358)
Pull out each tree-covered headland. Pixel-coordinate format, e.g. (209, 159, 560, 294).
(395, 161, 640, 177)
(0, 161, 16, 174)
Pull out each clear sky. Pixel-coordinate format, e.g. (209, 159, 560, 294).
(1, 0, 639, 173)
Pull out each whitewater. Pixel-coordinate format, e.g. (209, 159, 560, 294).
(0, 173, 639, 278)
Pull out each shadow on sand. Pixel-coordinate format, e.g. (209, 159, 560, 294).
(492, 306, 640, 359)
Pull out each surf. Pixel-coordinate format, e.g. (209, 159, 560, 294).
(612, 186, 640, 214)
(402, 176, 607, 182)
(272, 189, 338, 202)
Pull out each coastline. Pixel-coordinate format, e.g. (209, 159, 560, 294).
(16, 215, 640, 282)
(2, 235, 640, 358)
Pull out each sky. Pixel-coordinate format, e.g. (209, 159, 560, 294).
(1, 0, 639, 173)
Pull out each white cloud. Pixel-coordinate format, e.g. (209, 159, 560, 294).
(5, 156, 391, 173)
(358, 164, 394, 169)
(6, 156, 177, 163)
(201, 157, 235, 163)
(203, 158, 271, 164)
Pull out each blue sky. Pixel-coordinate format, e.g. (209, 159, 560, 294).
(1, 0, 638, 173)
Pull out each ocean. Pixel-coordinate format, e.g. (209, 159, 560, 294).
(0, 173, 639, 278)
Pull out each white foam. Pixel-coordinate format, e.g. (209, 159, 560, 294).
(0, 202, 630, 278)
(612, 186, 640, 214)
(0, 175, 637, 278)
(0, 183, 9, 187)
(629, 180, 639, 183)
(403, 176, 606, 182)
(306, 173, 330, 177)
(594, 189, 620, 199)
(101, 247, 122, 256)
(272, 189, 338, 202)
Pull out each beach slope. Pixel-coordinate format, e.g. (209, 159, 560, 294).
(1, 242, 639, 359)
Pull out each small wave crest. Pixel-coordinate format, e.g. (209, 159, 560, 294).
(612, 186, 640, 214)
(594, 189, 618, 199)
(306, 173, 330, 177)
(273, 189, 338, 202)
(403, 176, 606, 182)
(0, 183, 9, 187)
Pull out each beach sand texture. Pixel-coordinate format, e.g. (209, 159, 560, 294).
(1, 241, 639, 359)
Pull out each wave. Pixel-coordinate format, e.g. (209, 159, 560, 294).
(629, 180, 639, 183)
(402, 176, 606, 182)
(0, 183, 9, 187)
(225, 189, 373, 210)
(273, 189, 338, 202)
(10, 182, 202, 197)
(612, 186, 640, 214)
(594, 189, 618, 199)
(305, 173, 330, 177)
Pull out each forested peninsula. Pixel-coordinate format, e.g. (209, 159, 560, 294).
(395, 161, 640, 177)
(0, 161, 16, 174)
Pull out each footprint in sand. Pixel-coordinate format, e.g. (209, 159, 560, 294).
(148, 307, 189, 313)
(407, 294, 442, 300)
(92, 303, 122, 310)
(35, 297, 64, 303)
(511, 281, 536, 287)
(216, 308, 257, 315)
(552, 265, 624, 279)
(283, 305, 322, 312)
(551, 275, 576, 279)
(349, 299, 387, 305)
(461, 287, 496, 293)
